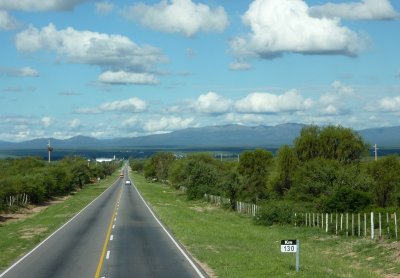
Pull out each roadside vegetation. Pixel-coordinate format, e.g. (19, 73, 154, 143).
(130, 124, 400, 225)
(0, 156, 121, 213)
(0, 168, 120, 271)
(133, 173, 400, 277)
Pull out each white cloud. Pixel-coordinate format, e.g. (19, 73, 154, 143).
(317, 81, 355, 115)
(229, 61, 251, 71)
(225, 113, 265, 125)
(0, 10, 19, 30)
(234, 90, 313, 114)
(98, 71, 159, 85)
(143, 116, 194, 132)
(366, 96, 400, 112)
(230, 0, 364, 59)
(95, 2, 114, 15)
(0, 0, 87, 11)
(309, 0, 398, 21)
(195, 92, 232, 114)
(15, 24, 166, 82)
(41, 117, 54, 127)
(123, 0, 229, 37)
(100, 98, 147, 113)
(0, 66, 39, 77)
(69, 118, 81, 129)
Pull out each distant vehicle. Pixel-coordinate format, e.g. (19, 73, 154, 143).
(125, 180, 131, 185)
(119, 173, 124, 178)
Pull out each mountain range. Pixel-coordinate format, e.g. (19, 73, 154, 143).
(0, 123, 399, 150)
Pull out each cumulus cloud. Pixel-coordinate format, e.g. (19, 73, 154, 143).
(194, 92, 232, 114)
(77, 97, 147, 114)
(365, 96, 400, 112)
(41, 117, 55, 127)
(15, 24, 166, 84)
(123, 0, 229, 37)
(69, 118, 81, 129)
(317, 81, 355, 115)
(95, 1, 114, 15)
(0, 66, 39, 77)
(0, 0, 87, 11)
(229, 61, 251, 71)
(98, 71, 159, 85)
(230, 0, 364, 59)
(0, 10, 19, 30)
(225, 113, 265, 125)
(309, 0, 398, 21)
(143, 116, 194, 132)
(234, 90, 313, 114)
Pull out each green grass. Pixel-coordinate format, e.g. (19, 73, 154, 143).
(0, 172, 120, 271)
(133, 173, 400, 278)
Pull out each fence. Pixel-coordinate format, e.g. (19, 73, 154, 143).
(297, 212, 399, 240)
(1, 193, 30, 209)
(203, 192, 260, 217)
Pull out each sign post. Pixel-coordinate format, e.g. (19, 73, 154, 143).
(281, 239, 300, 272)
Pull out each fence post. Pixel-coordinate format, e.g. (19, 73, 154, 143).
(352, 213, 354, 236)
(395, 212, 398, 240)
(379, 212, 382, 239)
(322, 213, 324, 229)
(340, 214, 343, 232)
(364, 213, 367, 237)
(387, 212, 390, 239)
(358, 213, 361, 237)
(371, 212, 374, 240)
(326, 213, 328, 233)
(335, 213, 338, 235)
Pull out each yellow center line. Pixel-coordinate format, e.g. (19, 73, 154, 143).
(94, 185, 123, 278)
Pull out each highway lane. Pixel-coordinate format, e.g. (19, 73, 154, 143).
(1, 166, 206, 278)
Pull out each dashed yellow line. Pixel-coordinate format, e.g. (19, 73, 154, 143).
(94, 186, 123, 278)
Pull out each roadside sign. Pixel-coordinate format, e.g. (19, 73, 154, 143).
(281, 239, 300, 272)
(280, 240, 297, 253)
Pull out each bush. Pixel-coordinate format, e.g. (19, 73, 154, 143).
(255, 201, 299, 226)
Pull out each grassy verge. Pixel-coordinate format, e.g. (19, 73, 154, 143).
(133, 173, 400, 278)
(0, 172, 120, 271)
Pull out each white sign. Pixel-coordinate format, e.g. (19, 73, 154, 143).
(280, 240, 297, 253)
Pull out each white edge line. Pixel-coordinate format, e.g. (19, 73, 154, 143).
(131, 180, 206, 278)
(0, 176, 121, 277)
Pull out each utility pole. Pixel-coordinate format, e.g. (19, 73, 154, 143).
(47, 140, 53, 164)
(373, 143, 378, 161)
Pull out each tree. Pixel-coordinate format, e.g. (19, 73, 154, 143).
(144, 152, 175, 182)
(273, 145, 298, 197)
(238, 149, 273, 202)
(294, 125, 369, 163)
(367, 155, 400, 207)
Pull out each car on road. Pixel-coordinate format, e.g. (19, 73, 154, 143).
(125, 180, 131, 185)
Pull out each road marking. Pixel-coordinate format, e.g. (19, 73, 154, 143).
(106, 251, 110, 260)
(112, 225, 115, 229)
(110, 235, 114, 241)
(114, 217, 117, 221)
(132, 183, 206, 278)
(94, 186, 123, 278)
(0, 177, 121, 278)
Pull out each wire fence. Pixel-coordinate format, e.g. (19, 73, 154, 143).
(296, 212, 399, 240)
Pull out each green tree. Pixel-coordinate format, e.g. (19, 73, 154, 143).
(294, 125, 369, 163)
(238, 149, 273, 202)
(367, 155, 400, 207)
(273, 145, 298, 197)
(144, 152, 175, 182)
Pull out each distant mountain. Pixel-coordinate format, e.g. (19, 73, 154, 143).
(0, 124, 399, 150)
(358, 126, 400, 148)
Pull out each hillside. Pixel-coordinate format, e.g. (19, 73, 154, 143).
(0, 124, 399, 149)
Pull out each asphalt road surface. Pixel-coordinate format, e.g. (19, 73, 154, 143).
(0, 166, 206, 278)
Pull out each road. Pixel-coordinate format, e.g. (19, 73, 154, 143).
(0, 166, 206, 278)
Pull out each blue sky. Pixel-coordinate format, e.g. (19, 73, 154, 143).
(0, 0, 399, 142)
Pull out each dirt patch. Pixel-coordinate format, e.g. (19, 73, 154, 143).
(0, 196, 71, 224)
(19, 227, 48, 239)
